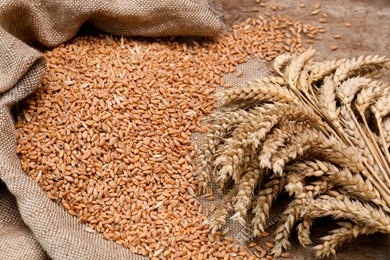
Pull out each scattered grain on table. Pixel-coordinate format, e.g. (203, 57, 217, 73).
(330, 45, 339, 51)
(318, 18, 328, 23)
(311, 9, 320, 16)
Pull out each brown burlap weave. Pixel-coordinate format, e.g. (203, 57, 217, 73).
(0, 1, 223, 259)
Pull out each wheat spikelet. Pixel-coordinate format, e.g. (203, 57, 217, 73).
(273, 180, 332, 257)
(295, 181, 335, 248)
(214, 104, 317, 187)
(272, 207, 297, 256)
(284, 160, 387, 208)
(197, 108, 266, 191)
(285, 160, 330, 178)
(350, 63, 389, 79)
(372, 96, 390, 161)
(284, 173, 305, 196)
(197, 110, 256, 192)
(246, 104, 321, 148)
(273, 53, 293, 76)
(211, 106, 276, 189)
(321, 165, 378, 200)
(372, 95, 390, 119)
(298, 67, 312, 95)
(311, 135, 365, 174)
(339, 105, 382, 177)
(308, 58, 347, 82)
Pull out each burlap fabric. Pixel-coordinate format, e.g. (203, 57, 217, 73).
(0, 1, 223, 259)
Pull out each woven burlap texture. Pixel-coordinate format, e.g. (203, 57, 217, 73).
(0, 1, 223, 259)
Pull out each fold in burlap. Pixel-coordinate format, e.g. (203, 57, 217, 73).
(0, 1, 223, 259)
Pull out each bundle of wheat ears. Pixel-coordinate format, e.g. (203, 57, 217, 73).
(196, 49, 390, 257)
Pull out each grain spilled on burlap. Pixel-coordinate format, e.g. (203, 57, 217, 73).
(0, 0, 223, 259)
(14, 13, 321, 259)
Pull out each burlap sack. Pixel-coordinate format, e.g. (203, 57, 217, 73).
(0, 1, 223, 259)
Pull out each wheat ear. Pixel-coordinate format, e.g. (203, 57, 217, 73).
(259, 122, 311, 169)
(305, 195, 390, 233)
(231, 160, 265, 225)
(312, 222, 375, 258)
(251, 177, 286, 237)
(222, 82, 298, 107)
(209, 187, 239, 235)
(333, 55, 390, 83)
(308, 58, 347, 82)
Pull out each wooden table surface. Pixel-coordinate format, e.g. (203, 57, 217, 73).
(217, 0, 390, 259)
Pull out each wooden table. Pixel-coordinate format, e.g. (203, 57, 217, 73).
(217, 0, 390, 259)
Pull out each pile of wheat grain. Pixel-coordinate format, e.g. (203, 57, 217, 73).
(16, 15, 320, 259)
(197, 49, 390, 258)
